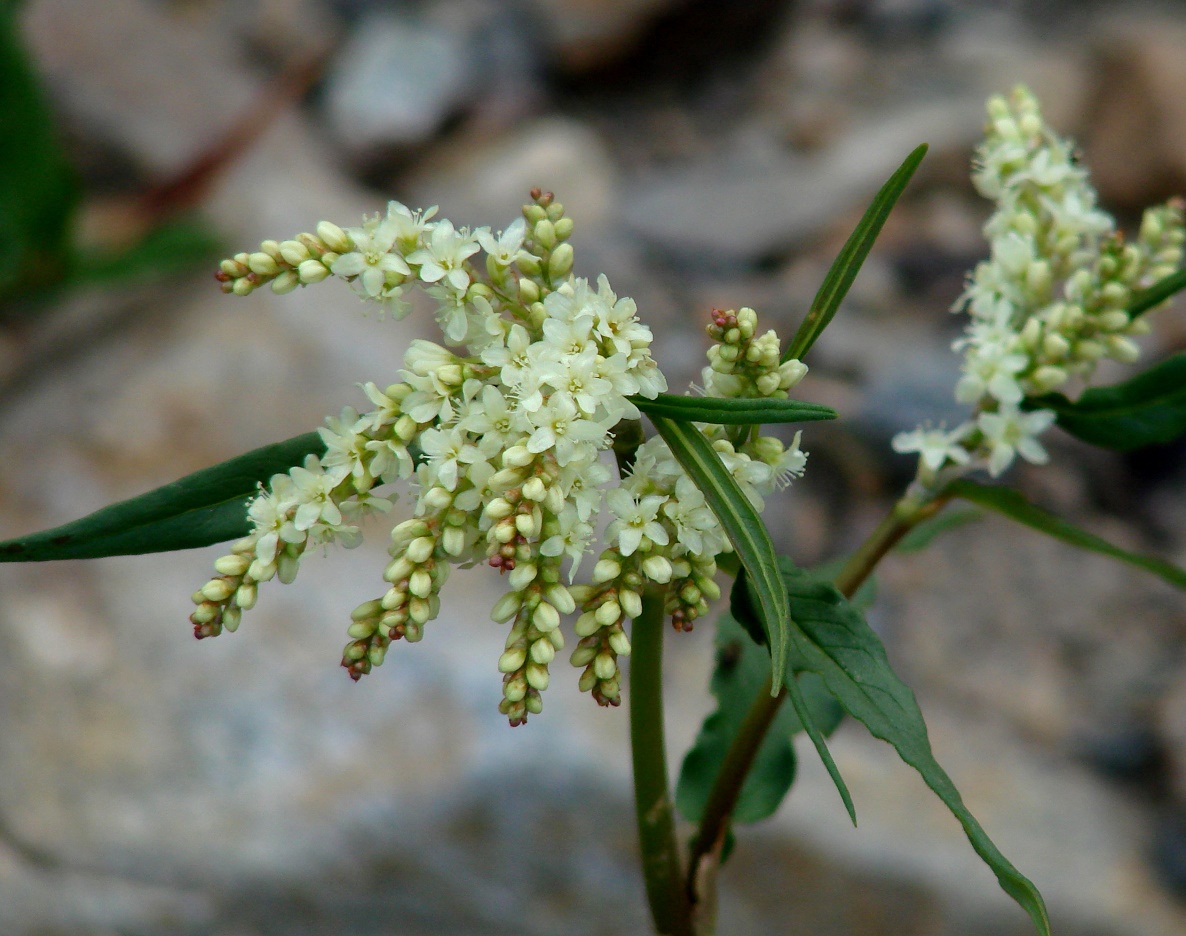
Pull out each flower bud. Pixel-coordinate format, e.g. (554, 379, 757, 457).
(592, 558, 621, 584)
(491, 590, 523, 623)
(533, 219, 557, 249)
(248, 252, 279, 276)
(522, 477, 547, 501)
(235, 583, 258, 610)
(619, 588, 643, 619)
(525, 662, 550, 691)
(214, 554, 251, 577)
(570, 644, 597, 667)
(641, 555, 673, 584)
(503, 445, 535, 468)
(593, 652, 617, 681)
(298, 259, 331, 284)
(409, 569, 433, 598)
(545, 584, 575, 615)
(547, 243, 574, 280)
(499, 647, 527, 673)
(595, 600, 622, 627)
(533, 601, 561, 632)
(316, 221, 353, 253)
(574, 611, 600, 637)
(201, 578, 236, 603)
(441, 526, 466, 557)
(508, 562, 538, 591)
(406, 536, 435, 564)
(607, 629, 632, 656)
(503, 675, 528, 702)
(530, 639, 556, 665)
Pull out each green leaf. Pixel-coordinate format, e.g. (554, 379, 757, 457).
(649, 415, 791, 687)
(783, 143, 927, 363)
(631, 394, 837, 426)
(677, 615, 798, 826)
(0, 3, 79, 301)
(1026, 352, 1186, 451)
(677, 613, 845, 828)
(0, 432, 326, 561)
(1127, 268, 1186, 320)
(776, 557, 1052, 936)
(71, 218, 224, 288)
(947, 479, 1186, 591)
(653, 415, 854, 818)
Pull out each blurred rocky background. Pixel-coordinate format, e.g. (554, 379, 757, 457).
(3, 0, 1186, 933)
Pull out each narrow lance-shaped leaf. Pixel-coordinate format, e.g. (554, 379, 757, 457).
(632, 393, 837, 426)
(1026, 351, 1186, 451)
(649, 415, 790, 686)
(947, 479, 1186, 591)
(776, 557, 1052, 936)
(0, 432, 326, 561)
(783, 143, 928, 364)
(676, 614, 800, 827)
(1127, 267, 1186, 320)
(650, 415, 857, 822)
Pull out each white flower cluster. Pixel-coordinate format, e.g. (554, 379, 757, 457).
(192, 192, 812, 724)
(894, 86, 1185, 481)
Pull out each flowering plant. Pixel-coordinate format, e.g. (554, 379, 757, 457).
(4, 87, 1186, 936)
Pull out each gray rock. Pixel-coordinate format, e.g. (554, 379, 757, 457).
(621, 100, 984, 267)
(323, 12, 473, 152)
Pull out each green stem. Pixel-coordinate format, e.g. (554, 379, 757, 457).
(631, 590, 695, 935)
(685, 487, 952, 906)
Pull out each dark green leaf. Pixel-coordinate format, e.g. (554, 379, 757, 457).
(632, 394, 837, 426)
(676, 614, 798, 826)
(677, 614, 843, 828)
(653, 414, 853, 817)
(1127, 268, 1186, 320)
(947, 479, 1186, 590)
(783, 143, 927, 363)
(1027, 352, 1186, 451)
(71, 218, 224, 287)
(649, 415, 791, 687)
(0, 3, 79, 301)
(776, 557, 1051, 936)
(0, 432, 326, 561)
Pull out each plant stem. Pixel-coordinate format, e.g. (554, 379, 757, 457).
(631, 590, 695, 935)
(685, 487, 952, 904)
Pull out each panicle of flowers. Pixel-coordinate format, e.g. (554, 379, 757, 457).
(893, 86, 1185, 484)
(195, 190, 689, 724)
(192, 189, 819, 724)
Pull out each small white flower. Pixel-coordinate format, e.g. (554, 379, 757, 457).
(407, 219, 482, 292)
(977, 406, 1056, 477)
(525, 395, 606, 466)
(418, 426, 482, 491)
(477, 217, 527, 267)
(540, 508, 594, 581)
(606, 488, 670, 557)
(331, 216, 410, 297)
(891, 423, 972, 472)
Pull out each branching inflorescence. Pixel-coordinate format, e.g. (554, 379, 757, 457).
(893, 86, 1184, 484)
(190, 190, 809, 724)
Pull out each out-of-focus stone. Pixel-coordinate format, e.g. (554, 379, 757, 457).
(403, 117, 618, 232)
(322, 12, 473, 153)
(529, 0, 681, 71)
(1083, 16, 1186, 206)
(621, 99, 983, 267)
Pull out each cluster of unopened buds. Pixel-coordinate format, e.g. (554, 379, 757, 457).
(893, 85, 1186, 485)
(190, 189, 811, 724)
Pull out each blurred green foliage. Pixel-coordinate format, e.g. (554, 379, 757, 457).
(0, 3, 220, 312)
